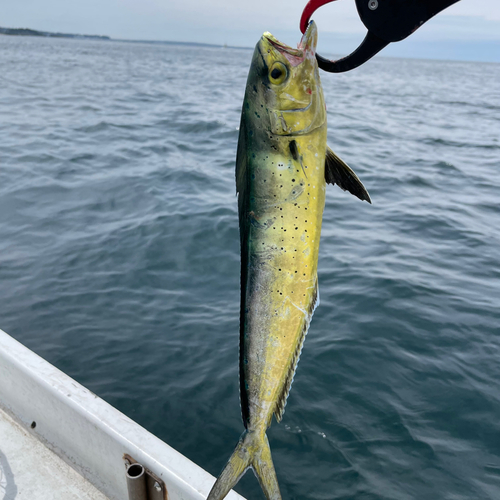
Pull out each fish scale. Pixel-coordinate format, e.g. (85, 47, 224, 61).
(243, 123, 327, 427)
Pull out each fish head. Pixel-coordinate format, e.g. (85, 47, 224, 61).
(246, 21, 326, 136)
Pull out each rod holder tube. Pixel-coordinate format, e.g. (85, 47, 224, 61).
(126, 463, 148, 500)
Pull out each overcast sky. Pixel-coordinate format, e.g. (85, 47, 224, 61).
(2, 0, 500, 62)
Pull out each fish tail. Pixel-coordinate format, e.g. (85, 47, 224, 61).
(207, 430, 281, 500)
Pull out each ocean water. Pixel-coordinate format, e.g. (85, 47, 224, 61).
(1, 34, 499, 500)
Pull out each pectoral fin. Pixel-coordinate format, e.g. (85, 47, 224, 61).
(325, 147, 371, 204)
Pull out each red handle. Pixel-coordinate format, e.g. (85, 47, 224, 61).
(300, 0, 341, 33)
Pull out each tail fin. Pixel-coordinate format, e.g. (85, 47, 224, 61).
(207, 430, 281, 500)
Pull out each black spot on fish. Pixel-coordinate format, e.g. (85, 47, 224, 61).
(289, 140, 299, 161)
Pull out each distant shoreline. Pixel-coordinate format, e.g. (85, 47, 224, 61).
(0, 26, 250, 50)
(0, 26, 110, 41)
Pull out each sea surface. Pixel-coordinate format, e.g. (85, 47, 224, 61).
(1, 34, 499, 500)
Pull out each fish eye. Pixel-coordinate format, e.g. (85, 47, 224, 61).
(269, 62, 288, 85)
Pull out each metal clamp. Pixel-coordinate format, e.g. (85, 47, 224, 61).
(124, 455, 168, 500)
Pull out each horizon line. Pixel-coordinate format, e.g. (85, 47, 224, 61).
(1, 25, 499, 65)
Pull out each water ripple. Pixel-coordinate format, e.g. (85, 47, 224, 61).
(0, 35, 499, 500)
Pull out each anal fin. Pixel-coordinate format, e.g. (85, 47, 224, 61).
(325, 146, 372, 204)
(274, 279, 320, 423)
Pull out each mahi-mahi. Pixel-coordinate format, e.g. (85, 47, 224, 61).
(207, 21, 371, 500)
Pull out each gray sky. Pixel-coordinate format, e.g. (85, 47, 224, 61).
(3, 0, 500, 62)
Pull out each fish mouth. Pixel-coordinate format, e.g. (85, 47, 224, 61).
(263, 21, 317, 67)
(298, 21, 318, 55)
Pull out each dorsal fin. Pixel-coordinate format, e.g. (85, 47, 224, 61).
(236, 117, 251, 428)
(274, 279, 319, 422)
(325, 146, 372, 204)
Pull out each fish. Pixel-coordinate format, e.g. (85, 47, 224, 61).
(207, 21, 370, 500)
